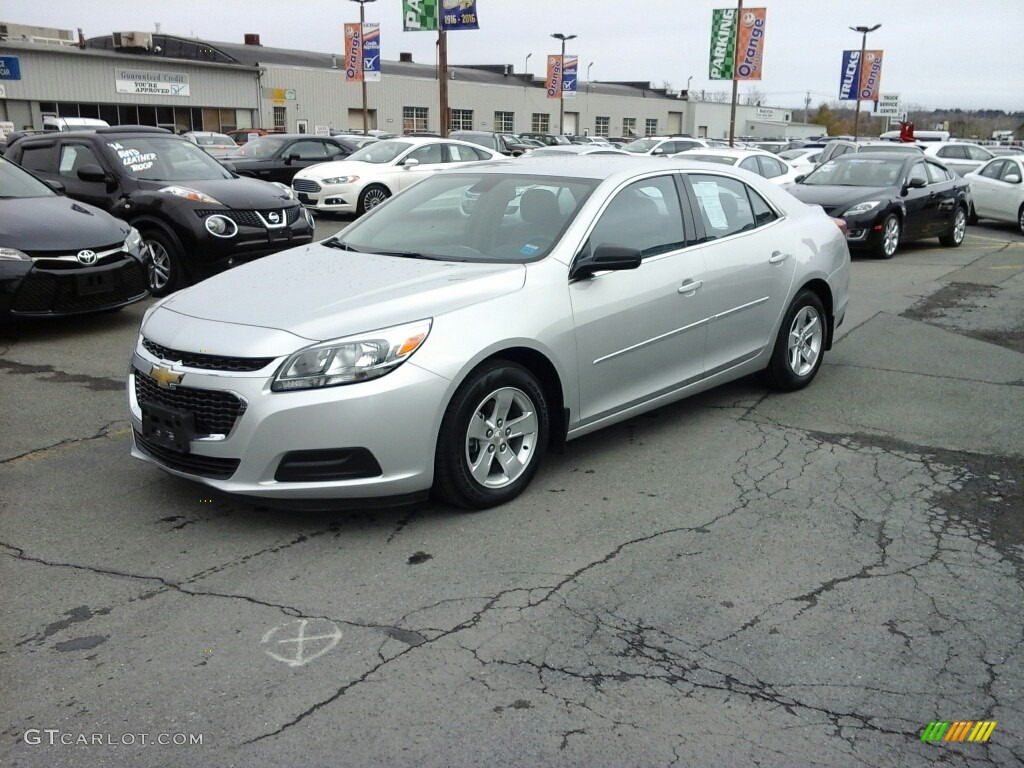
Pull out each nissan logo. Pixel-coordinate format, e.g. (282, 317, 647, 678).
(76, 250, 98, 265)
(268, 211, 281, 224)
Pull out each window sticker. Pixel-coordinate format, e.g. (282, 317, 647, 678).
(692, 181, 728, 230)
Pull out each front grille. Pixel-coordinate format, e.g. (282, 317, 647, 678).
(134, 369, 246, 436)
(134, 431, 240, 479)
(29, 243, 127, 269)
(292, 179, 321, 193)
(11, 260, 148, 314)
(195, 207, 301, 227)
(142, 338, 275, 372)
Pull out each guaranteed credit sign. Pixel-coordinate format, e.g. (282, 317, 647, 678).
(115, 69, 190, 96)
(709, 8, 767, 81)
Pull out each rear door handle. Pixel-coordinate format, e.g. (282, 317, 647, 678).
(769, 251, 790, 264)
(678, 279, 703, 294)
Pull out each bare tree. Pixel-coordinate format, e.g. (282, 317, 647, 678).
(707, 90, 730, 103)
(744, 87, 765, 106)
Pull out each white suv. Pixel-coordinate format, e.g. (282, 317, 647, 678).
(621, 136, 714, 156)
(922, 142, 995, 176)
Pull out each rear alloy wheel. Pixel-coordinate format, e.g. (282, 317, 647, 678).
(1019, 204, 1024, 236)
(434, 361, 549, 510)
(765, 289, 827, 392)
(875, 214, 900, 259)
(143, 230, 185, 297)
(357, 185, 390, 215)
(939, 206, 967, 247)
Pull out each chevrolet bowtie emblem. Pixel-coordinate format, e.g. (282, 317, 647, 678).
(149, 364, 184, 389)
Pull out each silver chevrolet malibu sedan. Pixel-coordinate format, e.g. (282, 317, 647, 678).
(128, 156, 850, 510)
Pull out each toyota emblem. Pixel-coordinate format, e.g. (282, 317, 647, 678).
(268, 212, 281, 224)
(76, 250, 98, 265)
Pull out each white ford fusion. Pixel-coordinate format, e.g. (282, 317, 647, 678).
(129, 156, 850, 510)
(291, 136, 502, 216)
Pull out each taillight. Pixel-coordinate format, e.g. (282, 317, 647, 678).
(832, 218, 848, 236)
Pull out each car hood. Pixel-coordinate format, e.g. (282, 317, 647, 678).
(0, 196, 128, 250)
(136, 177, 293, 208)
(295, 160, 393, 181)
(788, 184, 894, 208)
(158, 242, 527, 343)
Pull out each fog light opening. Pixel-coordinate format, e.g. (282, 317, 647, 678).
(205, 214, 239, 239)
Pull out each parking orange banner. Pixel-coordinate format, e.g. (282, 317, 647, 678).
(344, 23, 362, 83)
(734, 7, 767, 80)
(858, 49, 883, 100)
(545, 55, 562, 100)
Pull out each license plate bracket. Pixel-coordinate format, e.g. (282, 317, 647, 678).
(141, 403, 195, 454)
(76, 271, 114, 296)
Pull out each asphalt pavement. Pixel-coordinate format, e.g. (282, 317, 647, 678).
(2, 222, 1022, 768)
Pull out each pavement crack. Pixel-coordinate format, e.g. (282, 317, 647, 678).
(0, 358, 124, 391)
(0, 420, 129, 464)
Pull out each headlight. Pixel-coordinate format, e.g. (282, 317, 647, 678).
(123, 227, 143, 253)
(0, 248, 30, 261)
(160, 186, 223, 205)
(272, 182, 295, 199)
(272, 319, 432, 391)
(321, 175, 360, 185)
(303, 208, 316, 228)
(843, 200, 882, 216)
(204, 214, 238, 238)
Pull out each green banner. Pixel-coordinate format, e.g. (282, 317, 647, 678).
(708, 8, 737, 80)
(403, 0, 438, 31)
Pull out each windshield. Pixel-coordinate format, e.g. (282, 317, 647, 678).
(346, 140, 414, 164)
(227, 136, 288, 159)
(686, 154, 740, 166)
(104, 137, 233, 181)
(331, 172, 599, 263)
(779, 149, 810, 160)
(802, 158, 905, 187)
(194, 133, 236, 147)
(0, 156, 55, 199)
(622, 139, 658, 153)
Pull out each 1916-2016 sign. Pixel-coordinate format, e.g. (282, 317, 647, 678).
(114, 69, 190, 97)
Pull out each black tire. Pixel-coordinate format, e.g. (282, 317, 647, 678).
(874, 213, 900, 259)
(764, 289, 827, 392)
(142, 228, 186, 297)
(434, 361, 550, 510)
(1018, 204, 1024, 237)
(939, 205, 967, 248)
(357, 184, 391, 215)
(967, 203, 979, 225)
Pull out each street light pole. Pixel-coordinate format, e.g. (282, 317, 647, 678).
(850, 23, 881, 141)
(551, 32, 576, 135)
(524, 52, 532, 76)
(349, 0, 377, 136)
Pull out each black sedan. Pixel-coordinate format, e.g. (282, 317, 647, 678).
(788, 153, 970, 259)
(223, 135, 359, 184)
(0, 156, 148, 319)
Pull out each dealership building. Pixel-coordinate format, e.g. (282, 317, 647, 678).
(0, 21, 819, 141)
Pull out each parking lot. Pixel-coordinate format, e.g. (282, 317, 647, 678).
(2, 222, 1023, 767)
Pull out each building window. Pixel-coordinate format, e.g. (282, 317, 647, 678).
(531, 113, 550, 133)
(450, 109, 473, 131)
(595, 116, 610, 137)
(645, 119, 658, 137)
(273, 107, 287, 131)
(494, 111, 514, 133)
(403, 106, 429, 133)
(622, 117, 637, 138)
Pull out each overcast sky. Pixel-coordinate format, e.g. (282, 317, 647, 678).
(5, 0, 1022, 112)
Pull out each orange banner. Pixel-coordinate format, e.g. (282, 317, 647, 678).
(858, 50, 883, 100)
(734, 7, 767, 80)
(344, 23, 362, 83)
(545, 55, 562, 100)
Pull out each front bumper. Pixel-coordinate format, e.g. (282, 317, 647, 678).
(292, 181, 360, 214)
(2, 256, 148, 317)
(127, 345, 450, 500)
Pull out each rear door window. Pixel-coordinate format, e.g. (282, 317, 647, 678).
(17, 144, 56, 173)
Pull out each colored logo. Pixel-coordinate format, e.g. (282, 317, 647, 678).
(921, 721, 997, 743)
(149, 364, 184, 389)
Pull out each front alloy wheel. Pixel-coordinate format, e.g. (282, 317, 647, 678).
(876, 214, 900, 259)
(142, 230, 184, 297)
(1019, 205, 1024, 236)
(939, 206, 966, 247)
(434, 362, 549, 510)
(357, 185, 390, 215)
(765, 289, 827, 391)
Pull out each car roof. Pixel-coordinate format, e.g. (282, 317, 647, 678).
(833, 152, 916, 163)
(681, 147, 773, 158)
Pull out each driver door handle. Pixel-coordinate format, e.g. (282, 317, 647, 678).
(678, 279, 703, 295)
(769, 251, 791, 264)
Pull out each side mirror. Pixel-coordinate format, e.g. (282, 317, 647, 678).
(570, 244, 643, 280)
(651, 147, 664, 155)
(76, 164, 109, 183)
(794, 174, 806, 183)
(403, 158, 420, 168)
(906, 177, 928, 189)
(45, 178, 66, 193)
(284, 153, 301, 164)
(1005, 173, 1022, 184)
(220, 160, 237, 174)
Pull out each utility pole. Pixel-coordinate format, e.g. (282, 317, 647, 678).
(727, 0, 743, 146)
(438, 26, 449, 136)
(804, 91, 811, 123)
(349, 0, 376, 135)
(551, 33, 577, 135)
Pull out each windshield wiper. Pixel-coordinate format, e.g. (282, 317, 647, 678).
(372, 250, 446, 260)
(321, 239, 363, 251)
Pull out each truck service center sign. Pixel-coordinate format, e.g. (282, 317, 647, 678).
(114, 69, 190, 97)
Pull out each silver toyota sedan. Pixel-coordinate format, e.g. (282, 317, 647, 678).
(128, 156, 850, 510)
